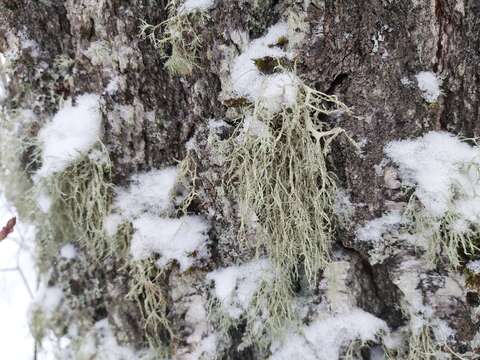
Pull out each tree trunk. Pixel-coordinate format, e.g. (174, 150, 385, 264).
(1, 0, 479, 359)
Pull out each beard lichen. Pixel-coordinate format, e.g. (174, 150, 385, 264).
(219, 80, 358, 341)
(139, 0, 209, 76)
(35, 146, 113, 268)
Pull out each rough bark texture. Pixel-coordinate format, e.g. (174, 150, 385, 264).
(1, 0, 480, 359)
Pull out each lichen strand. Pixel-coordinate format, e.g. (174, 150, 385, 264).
(36, 147, 113, 269)
(127, 258, 173, 356)
(228, 84, 354, 284)
(0, 109, 39, 218)
(139, 0, 208, 76)
(224, 83, 356, 335)
(405, 185, 480, 270)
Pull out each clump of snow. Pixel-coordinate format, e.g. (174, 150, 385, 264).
(269, 309, 387, 360)
(37, 94, 102, 178)
(72, 319, 146, 360)
(385, 131, 480, 219)
(112, 167, 178, 220)
(207, 259, 272, 319)
(356, 211, 404, 242)
(36, 190, 52, 213)
(179, 0, 215, 14)
(106, 165, 210, 271)
(60, 244, 77, 260)
(231, 22, 299, 113)
(467, 260, 480, 274)
(415, 71, 441, 102)
(103, 213, 124, 237)
(130, 215, 209, 271)
(0, 79, 6, 103)
(105, 77, 120, 95)
(180, 295, 218, 360)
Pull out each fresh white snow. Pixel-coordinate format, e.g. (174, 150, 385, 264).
(60, 243, 77, 260)
(385, 131, 480, 219)
(37, 94, 102, 178)
(130, 215, 209, 271)
(356, 211, 404, 242)
(230, 22, 299, 113)
(269, 309, 387, 360)
(207, 259, 271, 319)
(467, 260, 480, 274)
(112, 167, 178, 220)
(415, 71, 441, 102)
(179, 0, 215, 14)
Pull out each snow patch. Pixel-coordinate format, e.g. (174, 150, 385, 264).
(60, 244, 77, 260)
(72, 319, 146, 360)
(130, 215, 209, 271)
(356, 211, 404, 242)
(415, 71, 441, 102)
(385, 131, 480, 219)
(112, 167, 178, 220)
(230, 22, 299, 113)
(207, 259, 271, 319)
(37, 94, 102, 178)
(179, 0, 215, 14)
(269, 309, 387, 360)
(467, 260, 480, 274)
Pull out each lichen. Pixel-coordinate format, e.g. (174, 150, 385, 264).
(139, 0, 209, 76)
(221, 79, 357, 341)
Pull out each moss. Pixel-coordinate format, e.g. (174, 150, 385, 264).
(223, 97, 251, 109)
(252, 56, 292, 74)
(139, 0, 209, 76)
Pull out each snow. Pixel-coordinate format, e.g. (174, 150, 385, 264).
(207, 259, 271, 319)
(182, 295, 218, 360)
(130, 215, 209, 271)
(37, 94, 102, 178)
(107, 166, 210, 271)
(60, 244, 77, 260)
(104, 213, 124, 237)
(113, 167, 178, 219)
(0, 78, 6, 103)
(36, 191, 52, 213)
(230, 22, 299, 113)
(72, 319, 143, 360)
(415, 71, 441, 102)
(179, 0, 215, 14)
(269, 309, 387, 360)
(356, 211, 404, 242)
(105, 77, 119, 95)
(467, 260, 480, 274)
(385, 131, 480, 218)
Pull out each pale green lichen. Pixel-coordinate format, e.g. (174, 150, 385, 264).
(217, 79, 358, 345)
(227, 83, 355, 286)
(127, 258, 172, 356)
(35, 146, 113, 269)
(139, 0, 209, 76)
